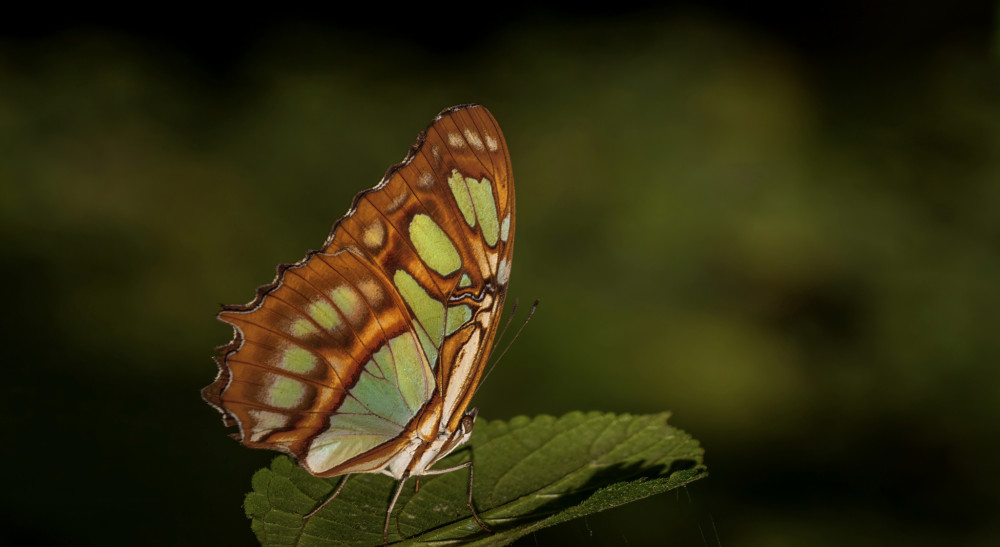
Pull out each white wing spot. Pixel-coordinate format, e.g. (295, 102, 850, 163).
(357, 278, 384, 308)
(418, 172, 434, 188)
(248, 409, 290, 442)
(362, 220, 385, 249)
(387, 189, 409, 212)
(431, 145, 442, 167)
(498, 257, 511, 285)
(464, 129, 484, 151)
(485, 134, 498, 152)
(448, 132, 465, 148)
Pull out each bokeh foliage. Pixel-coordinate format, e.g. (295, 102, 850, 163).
(2, 6, 999, 545)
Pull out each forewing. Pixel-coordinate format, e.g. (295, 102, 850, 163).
(323, 104, 515, 434)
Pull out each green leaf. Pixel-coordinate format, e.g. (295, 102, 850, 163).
(245, 411, 706, 546)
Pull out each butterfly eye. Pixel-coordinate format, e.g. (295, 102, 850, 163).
(461, 409, 478, 434)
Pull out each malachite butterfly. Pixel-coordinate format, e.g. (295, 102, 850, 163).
(203, 104, 513, 544)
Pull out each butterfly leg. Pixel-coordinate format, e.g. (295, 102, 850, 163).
(384, 476, 409, 546)
(422, 460, 491, 533)
(303, 474, 351, 520)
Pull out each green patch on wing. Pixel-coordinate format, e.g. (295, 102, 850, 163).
(393, 270, 444, 349)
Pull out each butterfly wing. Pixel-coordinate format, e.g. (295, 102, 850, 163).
(203, 104, 514, 476)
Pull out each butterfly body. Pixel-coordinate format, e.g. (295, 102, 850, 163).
(203, 104, 513, 541)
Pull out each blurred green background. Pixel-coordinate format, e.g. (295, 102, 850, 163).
(3, 4, 999, 545)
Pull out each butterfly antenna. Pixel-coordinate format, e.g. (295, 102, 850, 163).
(474, 299, 540, 396)
(493, 297, 520, 349)
(471, 298, 518, 395)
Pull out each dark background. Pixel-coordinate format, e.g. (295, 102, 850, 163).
(3, 3, 999, 545)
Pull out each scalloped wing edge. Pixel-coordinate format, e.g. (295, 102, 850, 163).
(201, 103, 490, 437)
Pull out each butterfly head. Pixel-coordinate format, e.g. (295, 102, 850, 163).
(438, 407, 479, 457)
(460, 407, 479, 438)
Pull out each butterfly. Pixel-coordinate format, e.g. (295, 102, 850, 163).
(203, 104, 514, 544)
